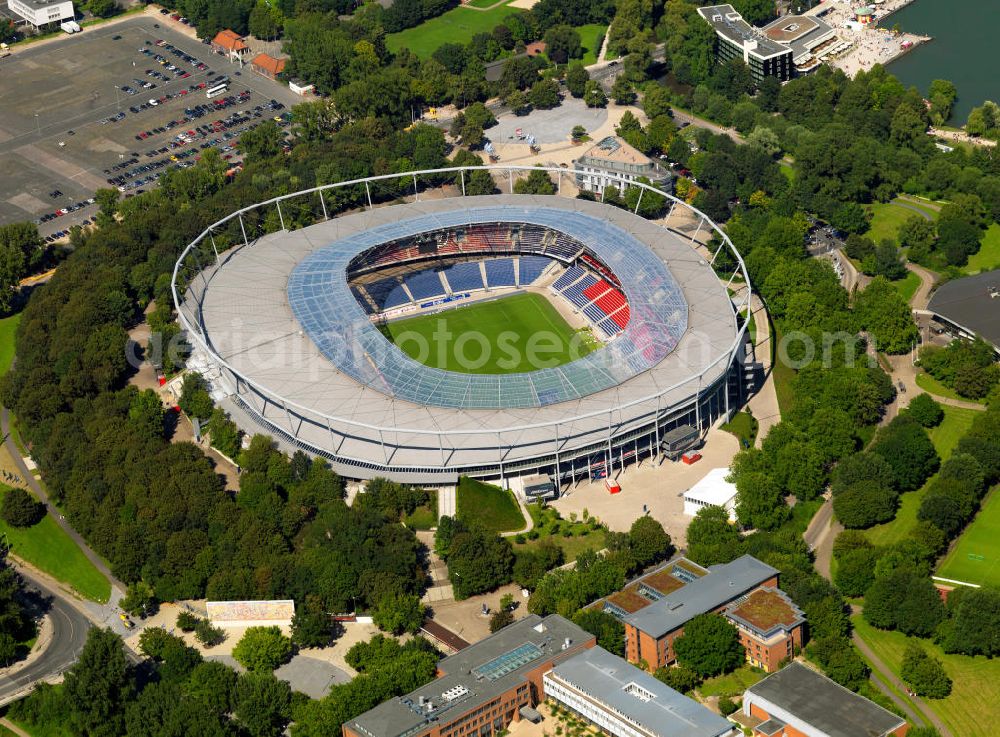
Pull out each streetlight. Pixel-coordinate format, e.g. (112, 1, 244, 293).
(114, 85, 121, 112)
(34, 113, 40, 135)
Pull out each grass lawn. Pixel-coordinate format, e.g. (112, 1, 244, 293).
(915, 371, 984, 404)
(962, 223, 1000, 275)
(721, 410, 757, 447)
(865, 406, 978, 546)
(404, 500, 438, 531)
(574, 24, 606, 66)
(698, 665, 765, 697)
(770, 322, 796, 417)
(7, 711, 70, 737)
(381, 292, 596, 374)
(513, 503, 608, 561)
(387, 1, 522, 57)
(890, 270, 921, 303)
(865, 202, 915, 245)
(852, 614, 1000, 737)
(937, 484, 1000, 586)
(455, 476, 525, 534)
(779, 162, 795, 183)
(0, 485, 110, 603)
(0, 312, 21, 376)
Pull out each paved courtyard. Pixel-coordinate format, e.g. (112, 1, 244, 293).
(484, 97, 609, 145)
(551, 426, 740, 548)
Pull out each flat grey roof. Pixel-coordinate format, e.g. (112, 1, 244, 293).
(926, 268, 1000, 349)
(697, 4, 790, 58)
(346, 614, 592, 737)
(13, 0, 70, 9)
(746, 662, 906, 737)
(624, 555, 779, 638)
(762, 13, 834, 58)
(548, 647, 734, 737)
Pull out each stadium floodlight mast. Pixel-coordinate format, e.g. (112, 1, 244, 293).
(172, 165, 752, 482)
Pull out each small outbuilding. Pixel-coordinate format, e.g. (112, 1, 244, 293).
(683, 467, 737, 521)
(250, 52, 286, 79)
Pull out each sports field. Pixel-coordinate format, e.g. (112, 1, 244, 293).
(937, 484, 1000, 587)
(386, 1, 523, 58)
(381, 292, 597, 374)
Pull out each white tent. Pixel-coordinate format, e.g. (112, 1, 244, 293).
(683, 467, 737, 521)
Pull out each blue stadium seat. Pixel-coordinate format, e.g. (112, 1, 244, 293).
(484, 258, 516, 287)
(518, 255, 550, 285)
(443, 261, 485, 293)
(404, 269, 446, 301)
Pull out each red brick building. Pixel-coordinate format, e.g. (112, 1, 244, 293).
(744, 662, 909, 737)
(250, 53, 286, 80)
(594, 555, 804, 673)
(342, 615, 595, 737)
(211, 29, 249, 62)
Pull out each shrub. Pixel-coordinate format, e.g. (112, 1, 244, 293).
(195, 618, 226, 647)
(176, 610, 200, 632)
(901, 644, 952, 698)
(718, 697, 739, 716)
(906, 393, 944, 428)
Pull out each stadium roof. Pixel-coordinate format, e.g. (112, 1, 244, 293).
(547, 647, 734, 737)
(926, 268, 1000, 349)
(624, 555, 779, 638)
(286, 206, 688, 409)
(192, 194, 738, 471)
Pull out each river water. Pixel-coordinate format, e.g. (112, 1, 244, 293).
(885, 0, 1000, 124)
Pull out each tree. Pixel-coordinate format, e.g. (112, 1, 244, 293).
(906, 393, 944, 428)
(611, 75, 635, 105)
(248, 0, 284, 41)
(63, 628, 134, 737)
(901, 643, 952, 698)
(292, 597, 338, 648)
(566, 63, 590, 98)
(863, 569, 946, 636)
(235, 671, 292, 737)
(187, 661, 237, 715)
(584, 80, 607, 108)
(179, 372, 213, 420)
(129, 388, 165, 440)
(653, 665, 702, 693)
(543, 24, 581, 64)
(86, 0, 117, 18)
(807, 635, 869, 691)
(686, 505, 741, 566)
(0, 487, 45, 528)
(232, 626, 294, 672)
(573, 609, 626, 657)
(833, 547, 879, 597)
(628, 516, 674, 567)
(870, 416, 939, 491)
(239, 121, 283, 161)
(371, 590, 425, 635)
(504, 88, 531, 116)
(672, 613, 744, 677)
(513, 169, 556, 195)
(120, 580, 156, 618)
(489, 609, 514, 632)
(528, 79, 561, 110)
(830, 202, 869, 234)
(833, 479, 898, 529)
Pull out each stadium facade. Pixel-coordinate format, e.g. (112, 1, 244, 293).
(173, 167, 752, 486)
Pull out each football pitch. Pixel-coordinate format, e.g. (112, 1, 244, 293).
(380, 292, 597, 374)
(937, 485, 1000, 587)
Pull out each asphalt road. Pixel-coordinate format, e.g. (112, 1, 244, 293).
(0, 568, 91, 707)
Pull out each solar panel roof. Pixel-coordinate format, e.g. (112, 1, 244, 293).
(286, 206, 689, 410)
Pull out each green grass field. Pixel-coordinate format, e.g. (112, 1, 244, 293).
(574, 24, 607, 66)
(698, 665, 765, 697)
(381, 292, 596, 374)
(386, 1, 523, 57)
(456, 476, 525, 534)
(890, 270, 921, 303)
(963, 223, 1000, 275)
(0, 485, 110, 603)
(721, 410, 758, 447)
(0, 312, 21, 376)
(864, 406, 978, 546)
(915, 371, 984, 404)
(937, 484, 1000, 586)
(852, 614, 1000, 737)
(865, 200, 938, 245)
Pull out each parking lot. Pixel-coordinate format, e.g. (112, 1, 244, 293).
(0, 15, 301, 236)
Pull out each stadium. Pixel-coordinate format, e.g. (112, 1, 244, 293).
(172, 167, 752, 486)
